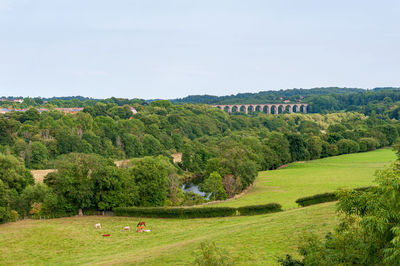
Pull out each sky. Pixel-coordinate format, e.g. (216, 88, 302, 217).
(0, 0, 399, 99)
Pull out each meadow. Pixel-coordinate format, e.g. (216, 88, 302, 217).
(0, 149, 396, 265)
(0, 203, 336, 265)
(215, 148, 396, 209)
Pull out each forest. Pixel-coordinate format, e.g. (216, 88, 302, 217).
(1, 97, 400, 223)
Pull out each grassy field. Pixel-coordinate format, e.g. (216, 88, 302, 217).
(0, 203, 336, 265)
(1, 149, 396, 265)
(214, 148, 396, 209)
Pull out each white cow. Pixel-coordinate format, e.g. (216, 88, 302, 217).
(94, 223, 101, 229)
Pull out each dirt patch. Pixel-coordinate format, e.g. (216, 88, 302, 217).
(114, 160, 130, 168)
(202, 184, 254, 205)
(171, 152, 182, 164)
(275, 164, 289, 170)
(31, 169, 57, 183)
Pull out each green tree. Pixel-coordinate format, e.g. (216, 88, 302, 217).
(265, 132, 291, 165)
(142, 134, 163, 156)
(92, 167, 136, 210)
(0, 154, 33, 193)
(27, 141, 48, 169)
(286, 133, 310, 161)
(21, 108, 40, 123)
(306, 136, 323, 160)
(0, 117, 19, 145)
(121, 133, 143, 157)
(201, 172, 227, 201)
(336, 139, 359, 154)
(129, 157, 169, 207)
(44, 153, 114, 213)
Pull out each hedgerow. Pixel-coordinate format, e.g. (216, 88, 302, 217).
(113, 203, 282, 218)
(237, 203, 282, 216)
(295, 186, 374, 207)
(113, 206, 237, 218)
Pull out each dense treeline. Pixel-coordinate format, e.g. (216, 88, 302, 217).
(1, 100, 400, 222)
(0, 96, 144, 109)
(5, 87, 400, 116)
(172, 87, 400, 116)
(172, 87, 365, 104)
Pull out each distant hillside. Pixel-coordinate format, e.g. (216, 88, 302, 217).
(171, 87, 400, 115)
(171, 87, 365, 104)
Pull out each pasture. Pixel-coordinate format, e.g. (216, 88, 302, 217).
(0, 203, 336, 265)
(0, 149, 396, 265)
(215, 148, 396, 209)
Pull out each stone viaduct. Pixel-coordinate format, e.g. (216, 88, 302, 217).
(211, 103, 308, 114)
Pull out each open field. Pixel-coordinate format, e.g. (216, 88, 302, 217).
(214, 148, 396, 209)
(2, 149, 396, 265)
(30, 169, 57, 183)
(0, 203, 336, 265)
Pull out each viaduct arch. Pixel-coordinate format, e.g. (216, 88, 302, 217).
(212, 103, 308, 114)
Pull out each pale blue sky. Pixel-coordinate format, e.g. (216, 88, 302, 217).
(0, 0, 399, 99)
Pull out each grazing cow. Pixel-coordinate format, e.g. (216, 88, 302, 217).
(137, 221, 146, 227)
(94, 223, 101, 229)
(123, 226, 130, 231)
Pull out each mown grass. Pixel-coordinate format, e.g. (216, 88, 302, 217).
(215, 148, 396, 209)
(0, 203, 336, 265)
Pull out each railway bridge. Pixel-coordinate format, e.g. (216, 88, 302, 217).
(211, 103, 308, 114)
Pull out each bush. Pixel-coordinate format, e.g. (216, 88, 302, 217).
(278, 254, 304, 266)
(9, 210, 19, 222)
(113, 206, 237, 218)
(0, 207, 11, 224)
(295, 186, 374, 207)
(193, 241, 233, 266)
(237, 203, 282, 216)
(295, 192, 337, 207)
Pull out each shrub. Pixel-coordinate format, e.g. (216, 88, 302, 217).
(237, 203, 282, 216)
(183, 192, 205, 206)
(193, 241, 234, 266)
(278, 254, 304, 266)
(113, 206, 237, 218)
(295, 192, 337, 207)
(295, 186, 374, 207)
(10, 210, 19, 222)
(0, 207, 11, 224)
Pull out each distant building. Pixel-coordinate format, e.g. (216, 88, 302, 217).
(130, 107, 138, 114)
(0, 98, 23, 103)
(0, 108, 10, 114)
(283, 100, 290, 103)
(0, 106, 138, 115)
(55, 108, 84, 114)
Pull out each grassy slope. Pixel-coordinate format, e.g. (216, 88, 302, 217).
(0, 203, 336, 266)
(215, 149, 396, 209)
(0, 149, 396, 265)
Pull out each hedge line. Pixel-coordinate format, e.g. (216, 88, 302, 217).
(295, 186, 375, 207)
(237, 203, 282, 216)
(114, 203, 282, 218)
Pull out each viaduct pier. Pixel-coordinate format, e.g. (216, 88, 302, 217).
(211, 103, 308, 114)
